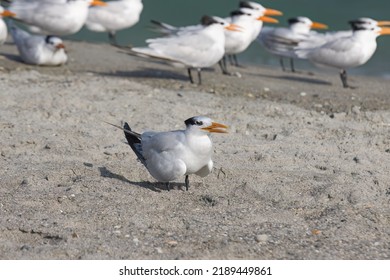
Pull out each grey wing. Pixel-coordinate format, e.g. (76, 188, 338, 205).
(259, 27, 307, 57)
(146, 30, 214, 65)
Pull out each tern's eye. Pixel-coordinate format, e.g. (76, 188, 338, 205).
(195, 121, 203, 126)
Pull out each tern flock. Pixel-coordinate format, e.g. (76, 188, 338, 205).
(1, 1, 390, 189)
(0, 0, 389, 86)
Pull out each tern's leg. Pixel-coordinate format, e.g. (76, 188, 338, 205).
(233, 54, 242, 67)
(290, 58, 295, 73)
(340, 69, 349, 88)
(228, 55, 234, 65)
(108, 31, 118, 46)
(279, 57, 286, 72)
(166, 182, 170, 191)
(185, 175, 189, 191)
(197, 68, 202, 85)
(219, 56, 231, 75)
(187, 68, 194, 84)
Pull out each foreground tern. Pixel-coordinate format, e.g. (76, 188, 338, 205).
(9, 0, 106, 36)
(295, 18, 390, 88)
(86, 0, 143, 45)
(258, 17, 328, 72)
(108, 116, 228, 191)
(220, 7, 281, 74)
(132, 15, 241, 84)
(9, 22, 67, 65)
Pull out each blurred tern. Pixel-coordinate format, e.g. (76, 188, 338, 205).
(258, 17, 328, 72)
(86, 0, 143, 45)
(9, 22, 67, 65)
(1, 6, 16, 45)
(220, 6, 281, 74)
(107, 116, 228, 191)
(9, 0, 107, 36)
(295, 18, 390, 88)
(238, 1, 282, 41)
(131, 15, 241, 84)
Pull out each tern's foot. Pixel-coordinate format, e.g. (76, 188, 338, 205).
(110, 43, 133, 50)
(234, 63, 246, 68)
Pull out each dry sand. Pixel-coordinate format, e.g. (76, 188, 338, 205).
(0, 41, 389, 259)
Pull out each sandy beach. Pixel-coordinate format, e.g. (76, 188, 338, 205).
(0, 40, 389, 259)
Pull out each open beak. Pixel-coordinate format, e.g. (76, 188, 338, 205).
(91, 0, 107, 6)
(311, 22, 328, 29)
(377, 21, 390, 26)
(379, 27, 390, 35)
(258, 16, 279, 24)
(264, 9, 283, 16)
(202, 122, 228, 133)
(225, 23, 243, 32)
(0, 10, 16, 18)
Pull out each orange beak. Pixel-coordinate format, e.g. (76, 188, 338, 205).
(377, 21, 390, 26)
(264, 9, 283, 17)
(225, 23, 243, 32)
(202, 122, 228, 133)
(0, 10, 16, 18)
(379, 27, 390, 35)
(91, 0, 107, 6)
(56, 43, 65, 50)
(258, 16, 279, 24)
(311, 22, 328, 29)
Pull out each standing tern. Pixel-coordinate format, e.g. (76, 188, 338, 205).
(9, 0, 107, 36)
(131, 15, 241, 84)
(224, 1, 283, 69)
(1, 7, 16, 45)
(9, 22, 67, 65)
(220, 7, 281, 75)
(107, 116, 228, 191)
(258, 17, 328, 72)
(295, 18, 390, 88)
(85, 0, 143, 46)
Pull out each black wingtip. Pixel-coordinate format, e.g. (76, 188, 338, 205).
(123, 122, 136, 146)
(123, 122, 146, 164)
(124, 122, 131, 132)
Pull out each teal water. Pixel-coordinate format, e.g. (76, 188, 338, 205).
(73, 0, 390, 78)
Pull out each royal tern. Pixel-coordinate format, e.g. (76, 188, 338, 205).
(86, 0, 143, 45)
(239, 1, 282, 41)
(9, 0, 106, 36)
(222, 1, 282, 70)
(108, 116, 228, 191)
(258, 17, 328, 72)
(220, 7, 281, 75)
(132, 15, 241, 84)
(295, 18, 390, 88)
(1, 6, 16, 45)
(9, 22, 67, 65)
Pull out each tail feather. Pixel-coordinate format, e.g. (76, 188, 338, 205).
(123, 122, 146, 165)
(150, 19, 177, 35)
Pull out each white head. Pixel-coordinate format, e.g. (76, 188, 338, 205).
(288, 17, 328, 34)
(239, 1, 265, 11)
(45, 36, 66, 52)
(349, 18, 390, 36)
(239, 1, 283, 18)
(184, 116, 228, 134)
(200, 15, 242, 32)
